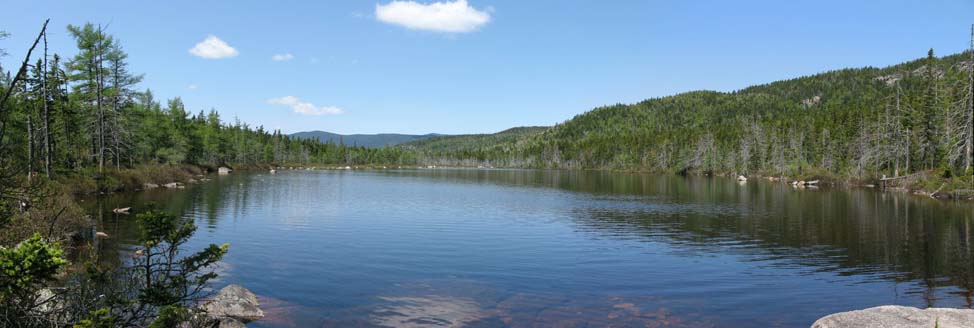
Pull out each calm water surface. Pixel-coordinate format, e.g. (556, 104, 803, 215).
(89, 169, 974, 327)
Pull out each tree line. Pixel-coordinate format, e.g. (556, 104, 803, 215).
(0, 21, 412, 186)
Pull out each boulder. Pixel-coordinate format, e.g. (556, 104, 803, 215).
(203, 284, 264, 322)
(163, 182, 181, 189)
(218, 167, 232, 175)
(144, 183, 159, 189)
(216, 318, 247, 328)
(737, 175, 747, 182)
(811, 305, 974, 328)
(177, 314, 246, 328)
(35, 288, 64, 315)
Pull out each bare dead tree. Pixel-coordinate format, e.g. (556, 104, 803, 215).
(96, 25, 106, 172)
(968, 24, 974, 173)
(42, 26, 51, 178)
(26, 115, 33, 182)
(0, 19, 49, 158)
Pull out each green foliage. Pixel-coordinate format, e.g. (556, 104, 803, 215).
(73, 308, 116, 328)
(0, 233, 68, 299)
(133, 210, 228, 307)
(147, 305, 189, 328)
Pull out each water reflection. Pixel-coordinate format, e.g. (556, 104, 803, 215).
(85, 169, 974, 327)
(379, 169, 974, 308)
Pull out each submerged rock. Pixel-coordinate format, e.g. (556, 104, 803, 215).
(372, 295, 483, 328)
(203, 284, 264, 322)
(811, 305, 974, 328)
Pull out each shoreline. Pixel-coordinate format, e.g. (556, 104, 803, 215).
(71, 163, 974, 203)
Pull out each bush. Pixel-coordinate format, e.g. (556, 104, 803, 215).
(0, 233, 70, 327)
(0, 233, 69, 298)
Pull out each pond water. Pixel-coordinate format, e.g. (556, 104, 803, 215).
(87, 169, 974, 327)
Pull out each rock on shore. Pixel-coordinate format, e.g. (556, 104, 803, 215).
(812, 305, 974, 328)
(203, 284, 264, 322)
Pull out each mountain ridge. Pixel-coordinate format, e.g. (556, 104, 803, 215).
(289, 131, 442, 148)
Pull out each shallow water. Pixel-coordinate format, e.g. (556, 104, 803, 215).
(88, 169, 974, 327)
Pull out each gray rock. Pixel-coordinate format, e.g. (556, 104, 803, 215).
(35, 288, 62, 314)
(801, 95, 822, 108)
(144, 183, 159, 189)
(203, 285, 264, 322)
(811, 305, 974, 328)
(180, 316, 247, 328)
(218, 167, 232, 175)
(216, 318, 247, 328)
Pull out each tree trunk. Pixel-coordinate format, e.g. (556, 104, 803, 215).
(27, 115, 33, 182)
(967, 24, 974, 174)
(42, 28, 51, 178)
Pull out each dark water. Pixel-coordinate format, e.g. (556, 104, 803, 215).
(88, 169, 974, 327)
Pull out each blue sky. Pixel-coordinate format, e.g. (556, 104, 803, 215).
(2, 0, 973, 134)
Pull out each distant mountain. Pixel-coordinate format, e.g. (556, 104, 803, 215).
(399, 126, 549, 153)
(289, 131, 441, 148)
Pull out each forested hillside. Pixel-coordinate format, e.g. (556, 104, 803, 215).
(400, 126, 547, 166)
(290, 130, 440, 148)
(412, 49, 974, 184)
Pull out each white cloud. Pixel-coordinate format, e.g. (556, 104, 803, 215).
(189, 35, 238, 59)
(272, 53, 294, 61)
(187, 84, 199, 91)
(267, 96, 344, 116)
(375, 0, 491, 33)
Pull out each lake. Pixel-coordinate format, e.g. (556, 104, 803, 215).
(87, 169, 974, 327)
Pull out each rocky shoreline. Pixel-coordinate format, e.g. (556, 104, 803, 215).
(185, 284, 265, 328)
